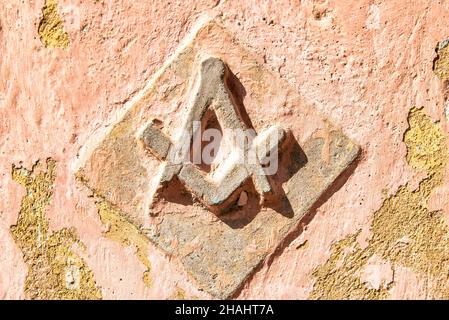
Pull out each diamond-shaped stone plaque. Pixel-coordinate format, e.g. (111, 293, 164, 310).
(77, 21, 359, 299)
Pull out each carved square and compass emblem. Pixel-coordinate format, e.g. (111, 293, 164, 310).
(141, 55, 287, 214)
(77, 21, 359, 298)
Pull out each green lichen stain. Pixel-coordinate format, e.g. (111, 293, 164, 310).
(38, 0, 70, 49)
(10, 159, 101, 300)
(310, 107, 449, 299)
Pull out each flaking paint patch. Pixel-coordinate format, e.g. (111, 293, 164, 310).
(434, 40, 449, 81)
(170, 286, 199, 300)
(10, 159, 101, 299)
(38, 0, 70, 49)
(95, 199, 153, 288)
(309, 233, 390, 299)
(310, 107, 449, 299)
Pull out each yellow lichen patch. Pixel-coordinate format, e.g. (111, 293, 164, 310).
(309, 234, 388, 300)
(10, 159, 101, 300)
(310, 107, 449, 299)
(434, 41, 449, 81)
(170, 286, 199, 300)
(38, 0, 70, 49)
(96, 200, 152, 288)
(404, 107, 447, 179)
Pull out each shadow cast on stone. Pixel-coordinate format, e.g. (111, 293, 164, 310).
(153, 64, 308, 228)
(228, 148, 362, 299)
(224, 66, 253, 130)
(217, 70, 308, 227)
(154, 176, 194, 209)
(210, 133, 307, 228)
(217, 179, 262, 229)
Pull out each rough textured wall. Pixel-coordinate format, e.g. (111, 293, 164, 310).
(1, 0, 449, 299)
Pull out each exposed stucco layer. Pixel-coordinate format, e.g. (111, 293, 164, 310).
(310, 108, 449, 299)
(11, 159, 101, 299)
(434, 41, 449, 82)
(38, 0, 70, 49)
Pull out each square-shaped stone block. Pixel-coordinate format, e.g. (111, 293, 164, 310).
(77, 21, 359, 298)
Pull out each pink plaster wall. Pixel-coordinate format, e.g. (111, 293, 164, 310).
(1, 0, 449, 299)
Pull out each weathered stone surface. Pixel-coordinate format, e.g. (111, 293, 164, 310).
(140, 56, 288, 213)
(78, 21, 359, 298)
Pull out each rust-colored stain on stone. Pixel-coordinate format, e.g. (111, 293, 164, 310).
(10, 159, 101, 300)
(38, 0, 70, 49)
(310, 107, 449, 299)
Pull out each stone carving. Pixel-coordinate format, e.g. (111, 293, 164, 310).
(140, 56, 286, 214)
(77, 21, 360, 299)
